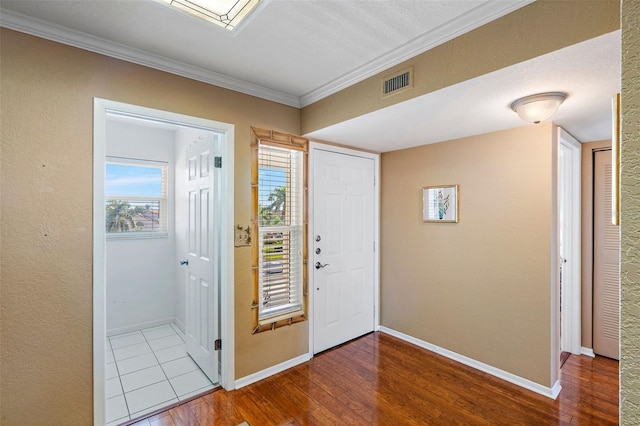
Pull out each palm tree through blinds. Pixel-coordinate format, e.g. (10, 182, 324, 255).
(258, 145, 304, 320)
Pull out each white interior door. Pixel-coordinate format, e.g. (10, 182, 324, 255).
(313, 149, 375, 354)
(558, 130, 581, 356)
(184, 135, 219, 382)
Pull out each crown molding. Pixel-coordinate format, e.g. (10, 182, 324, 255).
(0, 8, 301, 108)
(1, 1, 534, 110)
(299, 0, 534, 107)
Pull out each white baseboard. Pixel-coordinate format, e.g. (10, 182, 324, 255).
(550, 380, 562, 399)
(234, 353, 312, 389)
(379, 326, 561, 400)
(107, 317, 175, 337)
(173, 317, 185, 334)
(580, 347, 596, 357)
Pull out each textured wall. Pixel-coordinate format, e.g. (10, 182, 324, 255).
(621, 0, 640, 423)
(0, 29, 304, 425)
(380, 124, 556, 387)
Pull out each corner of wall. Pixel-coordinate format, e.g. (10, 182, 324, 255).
(621, 0, 640, 422)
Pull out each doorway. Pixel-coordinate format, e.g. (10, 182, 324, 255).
(309, 143, 380, 354)
(93, 99, 235, 425)
(558, 128, 582, 361)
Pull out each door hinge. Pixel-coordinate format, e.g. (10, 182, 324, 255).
(214, 338, 222, 351)
(214, 156, 222, 168)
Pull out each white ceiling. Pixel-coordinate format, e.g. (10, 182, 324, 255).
(308, 30, 621, 151)
(0, 0, 620, 151)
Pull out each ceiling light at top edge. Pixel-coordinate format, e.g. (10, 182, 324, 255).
(160, 0, 261, 31)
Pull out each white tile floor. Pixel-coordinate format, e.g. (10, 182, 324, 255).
(105, 323, 216, 426)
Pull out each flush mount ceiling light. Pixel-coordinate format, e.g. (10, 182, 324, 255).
(510, 92, 567, 124)
(160, 0, 262, 31)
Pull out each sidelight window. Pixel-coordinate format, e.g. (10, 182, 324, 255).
(258, 146, 304, 320)
(251, 128, 308, 332)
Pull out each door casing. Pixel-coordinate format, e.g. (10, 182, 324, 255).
(93, 98, 235, 425)
(308, 142, 380, 356)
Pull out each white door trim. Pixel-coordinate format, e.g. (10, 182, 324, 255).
(93, 98, 235, 425)
(307, 142, 380, 357)
(558, 127, 582, 356)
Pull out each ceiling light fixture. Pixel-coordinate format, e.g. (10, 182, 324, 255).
(160, 0, 262, 31)
(510, 92, 567, 124)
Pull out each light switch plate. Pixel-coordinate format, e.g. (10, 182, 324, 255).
(234, 225, 251, 247)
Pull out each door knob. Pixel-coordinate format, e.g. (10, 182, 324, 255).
(315, 262, 329, 269)
(180, 259, 189, 266)
(315, 235, 321, 242)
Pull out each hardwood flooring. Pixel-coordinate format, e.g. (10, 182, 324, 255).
(133, 332, 619, 425)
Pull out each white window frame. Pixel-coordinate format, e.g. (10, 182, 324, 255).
(105, 157, 169, 239)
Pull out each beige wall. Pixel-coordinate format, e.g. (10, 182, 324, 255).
(621, 0, 640, 422)
(0, 29, 307, 425)
(580, 139, 612, 351)
(380, 123, 557, 387)
(2, 0, 640, 423)
(301, 1, 619, 136)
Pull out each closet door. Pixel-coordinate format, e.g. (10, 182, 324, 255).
(593, 150, 620, 360)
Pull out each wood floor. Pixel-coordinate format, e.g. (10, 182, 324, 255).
(133, 332, 619, 425)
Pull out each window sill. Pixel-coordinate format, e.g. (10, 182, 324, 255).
(258, 309, 305, 326)
(106, 232, 168, 240)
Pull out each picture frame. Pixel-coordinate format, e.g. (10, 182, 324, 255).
(422, 185, 458, 223)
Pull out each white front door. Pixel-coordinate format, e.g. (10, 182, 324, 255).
(312, 149, 375, 354)
(184, 135, 219, 383)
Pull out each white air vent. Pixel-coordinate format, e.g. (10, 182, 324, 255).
(382, 67, 413, 98)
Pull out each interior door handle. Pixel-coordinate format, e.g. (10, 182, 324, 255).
(180, 259, 189, 266)
(315, 262, 329, 269)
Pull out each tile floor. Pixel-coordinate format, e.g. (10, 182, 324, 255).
(106, 323, 216, 425)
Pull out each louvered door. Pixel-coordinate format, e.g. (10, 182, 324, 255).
(593, 150, 620, 360)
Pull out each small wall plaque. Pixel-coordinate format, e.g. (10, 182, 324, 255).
(422, 185, 459, 223)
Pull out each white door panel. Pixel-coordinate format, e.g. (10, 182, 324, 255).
(313, 149, 375, 353)
(184, 136, 219, 383)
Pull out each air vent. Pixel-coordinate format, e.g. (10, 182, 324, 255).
(382, 67, 413, 98)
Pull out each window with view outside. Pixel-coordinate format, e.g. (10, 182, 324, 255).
(258, 145, 304, 321)
(105, 160, 168, 236)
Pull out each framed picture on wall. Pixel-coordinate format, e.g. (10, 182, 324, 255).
(422, 185, 458, 223)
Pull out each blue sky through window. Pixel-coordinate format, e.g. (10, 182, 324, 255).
(259, 167, 286, 206)
(106, 163, 162, 197)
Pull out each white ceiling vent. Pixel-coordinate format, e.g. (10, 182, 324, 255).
(382, 67, 414, 98)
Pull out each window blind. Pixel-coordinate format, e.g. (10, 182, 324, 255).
(257, 145, 304, 321)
